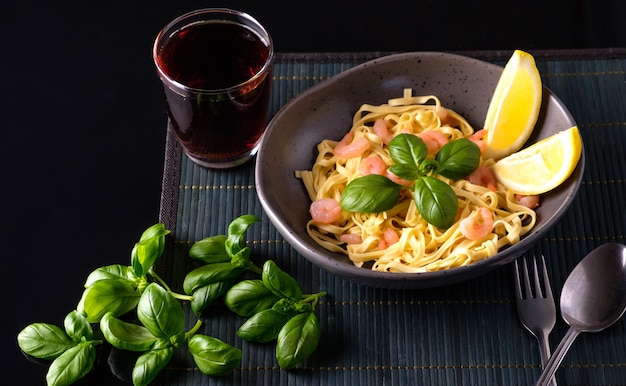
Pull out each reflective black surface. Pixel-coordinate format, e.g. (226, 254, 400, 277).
(3, 1, 625, 384)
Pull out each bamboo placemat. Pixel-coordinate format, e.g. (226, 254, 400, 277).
(154, 49, 626, 386)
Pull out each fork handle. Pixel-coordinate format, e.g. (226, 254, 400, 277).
(537, 332, 557, 386)
(536, 327, 580, 386)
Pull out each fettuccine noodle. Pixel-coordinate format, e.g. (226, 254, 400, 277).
(296, 89, 536, 273)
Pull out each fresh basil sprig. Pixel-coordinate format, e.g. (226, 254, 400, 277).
(18, 215, 329, 384)
(340, 133, 480, 229)
(183, 215, 262, 316)
(17, 311, 102, 386)
(76, 223, 173, 323)
(224, 260, 326, 369)
(101, 282, 241, 384)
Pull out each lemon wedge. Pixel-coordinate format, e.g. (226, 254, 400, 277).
(484, 50, 542, 160)
(491, 126, 582, 195)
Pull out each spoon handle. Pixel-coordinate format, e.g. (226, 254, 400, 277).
(535, 327, 580, 386)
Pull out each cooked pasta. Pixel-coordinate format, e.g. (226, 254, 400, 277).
(296, 89, 537, 272)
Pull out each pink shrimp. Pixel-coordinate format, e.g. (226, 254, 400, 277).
(418, 130, 449, 154)
(340, 233, 363, 245)
(459, 207, 494, 241)
(437, 107, 458, 127)
(373, 118, 394, 145)
(334, 131, 371, 158)
(515, 194, 540, 209)
(466, 165, 497, 191)
(310, 198, 342, 224)
(359, 155, 387, 176)
(380, 227, 400, 249)
(468, 129, 486, 155)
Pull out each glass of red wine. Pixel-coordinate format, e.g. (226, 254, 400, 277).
(153, 9, 274, 169)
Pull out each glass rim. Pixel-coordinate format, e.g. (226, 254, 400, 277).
(152, 8, 274, 95)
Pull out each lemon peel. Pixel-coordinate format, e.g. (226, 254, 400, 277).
(484, 50, 542, 160)
(491, 126, 582, 195)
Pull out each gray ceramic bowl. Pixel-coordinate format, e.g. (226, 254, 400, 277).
(255, 52, 584, 289)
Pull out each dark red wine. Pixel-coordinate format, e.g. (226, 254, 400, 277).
(156, 20, 272, 167)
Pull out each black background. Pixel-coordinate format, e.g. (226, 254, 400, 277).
(2, 1, 625, 384)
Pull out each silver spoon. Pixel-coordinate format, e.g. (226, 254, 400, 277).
(535, 242, 626, 386)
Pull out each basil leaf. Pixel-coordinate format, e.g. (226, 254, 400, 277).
(137, 283, 184, 339)
(188, 335, 242, 376)
(132, 347, 174, 386)
(64, 310, 92, 343)
(190, 278, 237, 316)
(276, 311, 321, 370)
(262, 260, 302, 301)
(17, 323, 75, 360)
(78, 278, 140, 323)
(183, 262, 245, 295)
(414, 176, 458, 229)
(388, 164, 420, 181)
(436, 138, 481, 180)
(237, 308, 296, 343)
(388, 133, 427, 166)
(189, 235, 230, 264)
(46, 342, 96, 386)
(224, 279, 281, 317)
(100, 312, 158, 352)
(84, 264, 137, 287)
(340, 174, 402, 213)
(131, 223, 170, 277)
(272, 298, 312, 314)
(225, 214, 260, 258)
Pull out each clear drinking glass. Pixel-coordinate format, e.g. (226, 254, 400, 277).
(153, 9, 274, 169)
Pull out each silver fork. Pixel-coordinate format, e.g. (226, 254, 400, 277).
(514, 255, 557, 386)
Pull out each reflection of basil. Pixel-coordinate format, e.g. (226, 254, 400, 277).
(340, 133, 481, 229)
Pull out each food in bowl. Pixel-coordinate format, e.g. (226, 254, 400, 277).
(295, 51, 581, 274)
(296, 89, 540, 272)
(255, 51, 583, 289)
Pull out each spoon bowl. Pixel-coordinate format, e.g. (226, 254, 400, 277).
(561, 243, 626, 331)
(535, 242, 626, 386)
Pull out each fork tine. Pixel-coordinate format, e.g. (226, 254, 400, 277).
(530, 255, 544, 298)
(523, 256, 534, 298)
(539, 255, 552, 297)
